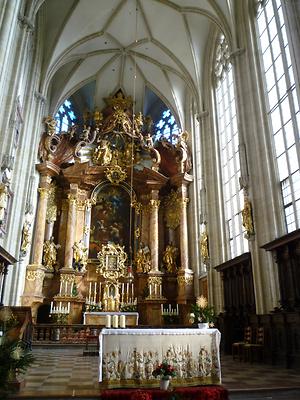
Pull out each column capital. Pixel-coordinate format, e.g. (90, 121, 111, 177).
(38, 187, 50, 199)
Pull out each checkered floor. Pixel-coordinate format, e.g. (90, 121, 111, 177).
(11, 347, 300, 399)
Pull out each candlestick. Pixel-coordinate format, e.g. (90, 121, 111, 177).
(176, 304, 179, 315)
(120, 315, 126, 328)
(112, 315, 118, 328)
(121, 283, 124, 303)
(126, 283, 129, 301)
(159, 285, 162, 297)
(161, 304, 163, 315)
(68, 302, 70, 313)
(169, 304, 171, 312)
(105, 315, 111, 328)
(50, 301, 53, 313)
(99, 282, 102, 300)
(94, 282, 97, 303)
(149, 284, 152, 297)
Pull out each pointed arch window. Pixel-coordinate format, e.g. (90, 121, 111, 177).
(256, 0, 300, 232)
(55, 99, 76, 133)
(214, 34, 248, 258)
(154, 109, 179, 144)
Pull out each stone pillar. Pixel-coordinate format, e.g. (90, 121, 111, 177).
(31, 176, 51, 265)
(63, 188, 78, 269)
(149, 191, 160, 272)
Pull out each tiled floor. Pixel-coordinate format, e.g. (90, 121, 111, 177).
(10, 346, 300, 399)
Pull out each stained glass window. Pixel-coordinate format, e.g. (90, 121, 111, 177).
(55, 99, 76, 133)
(154, 109, 180, 144)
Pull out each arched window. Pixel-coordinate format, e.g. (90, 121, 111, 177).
(256, 0, 300, 232)
(214, 34, 248, 258)
(154, 109, 179, 144)
(55, 99, 76, 133)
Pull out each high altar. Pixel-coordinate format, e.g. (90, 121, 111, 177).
(21, 90, 194, 325)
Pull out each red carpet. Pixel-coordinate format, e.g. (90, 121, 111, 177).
(100, 385, 228, 399)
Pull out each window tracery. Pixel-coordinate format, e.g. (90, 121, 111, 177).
(154, 109, 179, 144)
(55, 99, 76, 133)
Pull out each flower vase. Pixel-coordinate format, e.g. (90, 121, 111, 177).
(198, 322, 209, 329)
(160, 378, 170, 390)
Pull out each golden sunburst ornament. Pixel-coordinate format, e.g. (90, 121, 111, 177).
(196, 295, 208, 309)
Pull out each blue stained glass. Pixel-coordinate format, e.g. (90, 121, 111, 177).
(154, 109, 179, 144)
(55, 99, 77, 133)
(163, 110, 171, 118)
(64, 100, 71, 108)
(157, 120, 165, 129)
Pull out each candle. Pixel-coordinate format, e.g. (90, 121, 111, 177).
(59, 301, 62, 312)
(94, 282, 97, 303)
(149, 284, 152, 296)
(176, 304, 179, 315)
(126, 283, 129, 300)
(50, 301, 53, 313)
(131, 283, 134, 301)
(161, 304, 163, 315)
(121, 283, 124, 303)
(105, 315, 111, 328)
(59, 281, 62, 295)
(112, 315, 118, 328)
(68, 302, 70, 313)
(120, 315, 126, 328)
(99, 282, 102, 300)
(89, 282, 91, 302)
(169, 304, 171, 312)
(159, 285, 162, 297)
(65, 281, 68, 295)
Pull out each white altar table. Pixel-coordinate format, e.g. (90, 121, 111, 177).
(84, 312, 139, 326)
(99, 328, 221, 388)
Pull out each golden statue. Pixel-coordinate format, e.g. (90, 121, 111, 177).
(135, 243, 151, 273)
(242, 197, 254, 236)
(163, 243, 178, 273)
(43, 237, 60, 270)
(73, 240, 88, 271)
(20, 213, 33, 256)
(93, 139, 112, 165)
(200, 231, 209, 263)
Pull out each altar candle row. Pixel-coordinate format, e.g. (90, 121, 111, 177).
(120, 282, 134, 303)
(105, 314, 126, 328)
(87, 281, 102, 303)
(149, 283, 162, 297)
(161, 304, 179, 316)
(59, 281, 74, 296)
(50, 301, 70, 314)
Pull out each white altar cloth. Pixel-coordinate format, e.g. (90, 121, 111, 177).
(99, 328, 221, 388)
(83, 312, 139, 326)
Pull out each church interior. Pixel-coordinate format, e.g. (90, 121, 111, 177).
(0, 0, 300, 399)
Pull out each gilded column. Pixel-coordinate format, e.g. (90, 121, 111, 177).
(64, 190, 78, 269)
(149, 193, 160, 272)
(83, 199, 92, 248)
(31, 176, 51, 265)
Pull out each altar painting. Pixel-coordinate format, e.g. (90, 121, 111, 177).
(89, 185, 131, 258)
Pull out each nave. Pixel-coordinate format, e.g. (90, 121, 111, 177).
(8, 346, 300, 400)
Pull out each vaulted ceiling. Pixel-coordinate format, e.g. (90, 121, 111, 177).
(38, 0, 233, 127)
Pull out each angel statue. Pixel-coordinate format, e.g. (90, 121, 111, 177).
(135, 243, 151, 273)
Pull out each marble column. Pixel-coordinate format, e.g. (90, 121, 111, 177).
(83, 199, 92, 248)
(149, 192, 160, 272)
(179, 187, 190, 271)
(64, 191, 78, 269)
(31, 176, 51, 266)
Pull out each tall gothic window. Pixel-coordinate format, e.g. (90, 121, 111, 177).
(55, 99, 76, 133)
(154, 109, 180, 144)
(256, 0, 300, 232)
(215, 34, 248, 258)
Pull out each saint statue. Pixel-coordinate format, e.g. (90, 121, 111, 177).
(135, 243, 151, 273)
(43, 237, 60, 270)
(162, 243, 178, 273)
(73, 240, 88, 271)
(242, 198, 254, 237)
(0, 183, 8, 223)
(20, 212, 33, 256)
(200, 231, 209, 263)
(93, 139, 112, 165)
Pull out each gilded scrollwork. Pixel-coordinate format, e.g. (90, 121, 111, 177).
(44, 116, 57, 136)
(67, 193, 77, 205)
(97, 242, 128, 281)
(26, 270, 45, 282)
(105, 165, 127, 185)
(149, 199, 160, 210)
(131, 199, 142, 214)
(148, 276, 162, 286)
(60, 273, 76, 283)
(177, 275, 193, 286)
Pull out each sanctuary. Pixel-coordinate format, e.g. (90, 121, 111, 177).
(21, 91, 195, 326)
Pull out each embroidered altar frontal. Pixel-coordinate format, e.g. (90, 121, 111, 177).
(99, 328, 221, 388)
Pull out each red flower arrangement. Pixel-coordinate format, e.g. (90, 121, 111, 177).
(152, 362, 176, 380)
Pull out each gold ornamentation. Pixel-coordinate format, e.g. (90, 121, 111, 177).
(46, 183, 57, 223)
(200, 231, 209, 263)
(67, 193, 77, 205)
(93, 139, 112, 165)
(97, 242, 127, 281)
(131, 199, 142, 214)
(177, 275, 193, 286)
(149, 199, 160, 210)
(83, 225, 90, 235)
(105, 165, 127, 185)
(60, 274, 76, 283)
(38, 187, 50, 199)
(182, 198, 189, 207)
(44, 116, 57, 136)
(26, 270, 45, 281)
(20, 213, 33, 255)
(242, 197, 255, 238)
(134, 227, 141, 238)
(164, 191, 181, 229)
(148, 276, 162, 285)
